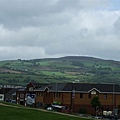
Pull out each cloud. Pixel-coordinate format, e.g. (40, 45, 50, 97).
(0, 0, 120, 60)
(0, 46, 46, 60)
(79, 0, 110, 9)
(0, 0, 110, 29)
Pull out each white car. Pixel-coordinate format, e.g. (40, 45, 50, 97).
(47, 107, 53, 111)
(95, 116, 102, 119)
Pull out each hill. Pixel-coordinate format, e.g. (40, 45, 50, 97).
(0, 56, 120, 85)
(0, 103, 84, 120)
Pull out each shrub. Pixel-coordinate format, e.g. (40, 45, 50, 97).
(79, 108, 87, 114)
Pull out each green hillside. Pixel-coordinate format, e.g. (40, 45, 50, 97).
(0, 56, 120, 85)
(0, 103, 85, 120)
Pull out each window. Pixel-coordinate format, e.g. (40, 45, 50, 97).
(54, 93, 56, 97)
(0, 96, 3, 99)
(96, 94, 99, 97)
(36, 92, 38, 97)
(54, 92, 60, 98)
(17, 93, 19, 97)
(36, 92, 42, 97)
(29, 87, 33, 91)
(104, 94, 107, 99)
(20, 94, 24, 98)
(46, 92, 50, 97)
(58, 93, 60, 98)
(91, 90, 96, 95)
(88, 93, 91, 98)
(80, 93, 83, 98)
(56, 93, 60, 98)
(40, 92, 43, 97)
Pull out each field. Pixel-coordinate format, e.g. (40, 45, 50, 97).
(0, 103, 90, 120)
(0, 56, 120, 85)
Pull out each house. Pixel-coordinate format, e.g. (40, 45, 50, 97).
(5, 88, 20, 103)
(0, 88, 12, 101)
(16, 82, 49, 106)
(16, 82, 120, 115)
(0, 87, 22, 102)
(16, 88, 26, 105)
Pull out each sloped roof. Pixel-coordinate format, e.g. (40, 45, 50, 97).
(63, 83, 120, 93)
(35, 83, 67, 91)
(18, 88, 26, 91)
(0, 88, 12, 94)
(27, 82, 50, 90)
(32, 82, 49, 87)
(32, 82, 120, 93)
(5, 88, 20, 95)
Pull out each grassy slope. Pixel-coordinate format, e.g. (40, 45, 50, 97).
(0, 104, 89, 120)
(0, 56, 120, 85)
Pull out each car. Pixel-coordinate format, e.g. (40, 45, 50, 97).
(47, 107, 53, 111)
(95, 116, 102, 119)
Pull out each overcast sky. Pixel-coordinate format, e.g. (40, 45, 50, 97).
(0, 0, 120, 61)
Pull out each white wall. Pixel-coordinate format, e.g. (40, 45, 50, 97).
(0, 94, 4, 101)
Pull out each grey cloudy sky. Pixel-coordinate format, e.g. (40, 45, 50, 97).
(0, 0, 120, 61)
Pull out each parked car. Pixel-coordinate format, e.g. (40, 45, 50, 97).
(95, 116, 103, 119)
(47, 107, 53, 111)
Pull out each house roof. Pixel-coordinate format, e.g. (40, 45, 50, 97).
(35, 82, 120, 93)
(35, 83, 67, 91)
(63, 83, 120, 93)
(18, 88, 26, 91)
(32, 82, 49, 87)
(27, 82, 50, 90)
(0, 88, 23, 95)
(0, 88, 13, 94)
(5, 88, 20, 95)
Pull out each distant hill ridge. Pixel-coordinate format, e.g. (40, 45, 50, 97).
(0, 56, 120, 85)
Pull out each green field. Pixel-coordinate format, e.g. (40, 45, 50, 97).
(0, 56, 120, 85)
(0, 104, 90, 120)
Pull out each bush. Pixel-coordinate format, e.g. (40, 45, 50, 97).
(53, 101, 61, 105)
(79, 108, 87, 114)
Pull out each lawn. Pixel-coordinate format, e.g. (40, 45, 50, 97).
(0, 104, 91, 120)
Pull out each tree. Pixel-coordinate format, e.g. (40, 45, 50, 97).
(91, 96, 101, 109)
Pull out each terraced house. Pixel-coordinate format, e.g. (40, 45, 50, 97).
(16, 82, 120, 115)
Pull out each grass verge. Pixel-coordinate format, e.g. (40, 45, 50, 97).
(0, 103, 91, 120)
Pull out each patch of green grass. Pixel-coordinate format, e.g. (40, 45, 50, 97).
(41, 71, 66, 76)
(0, 56, 120, 84)
(0, 104, 90, 120)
